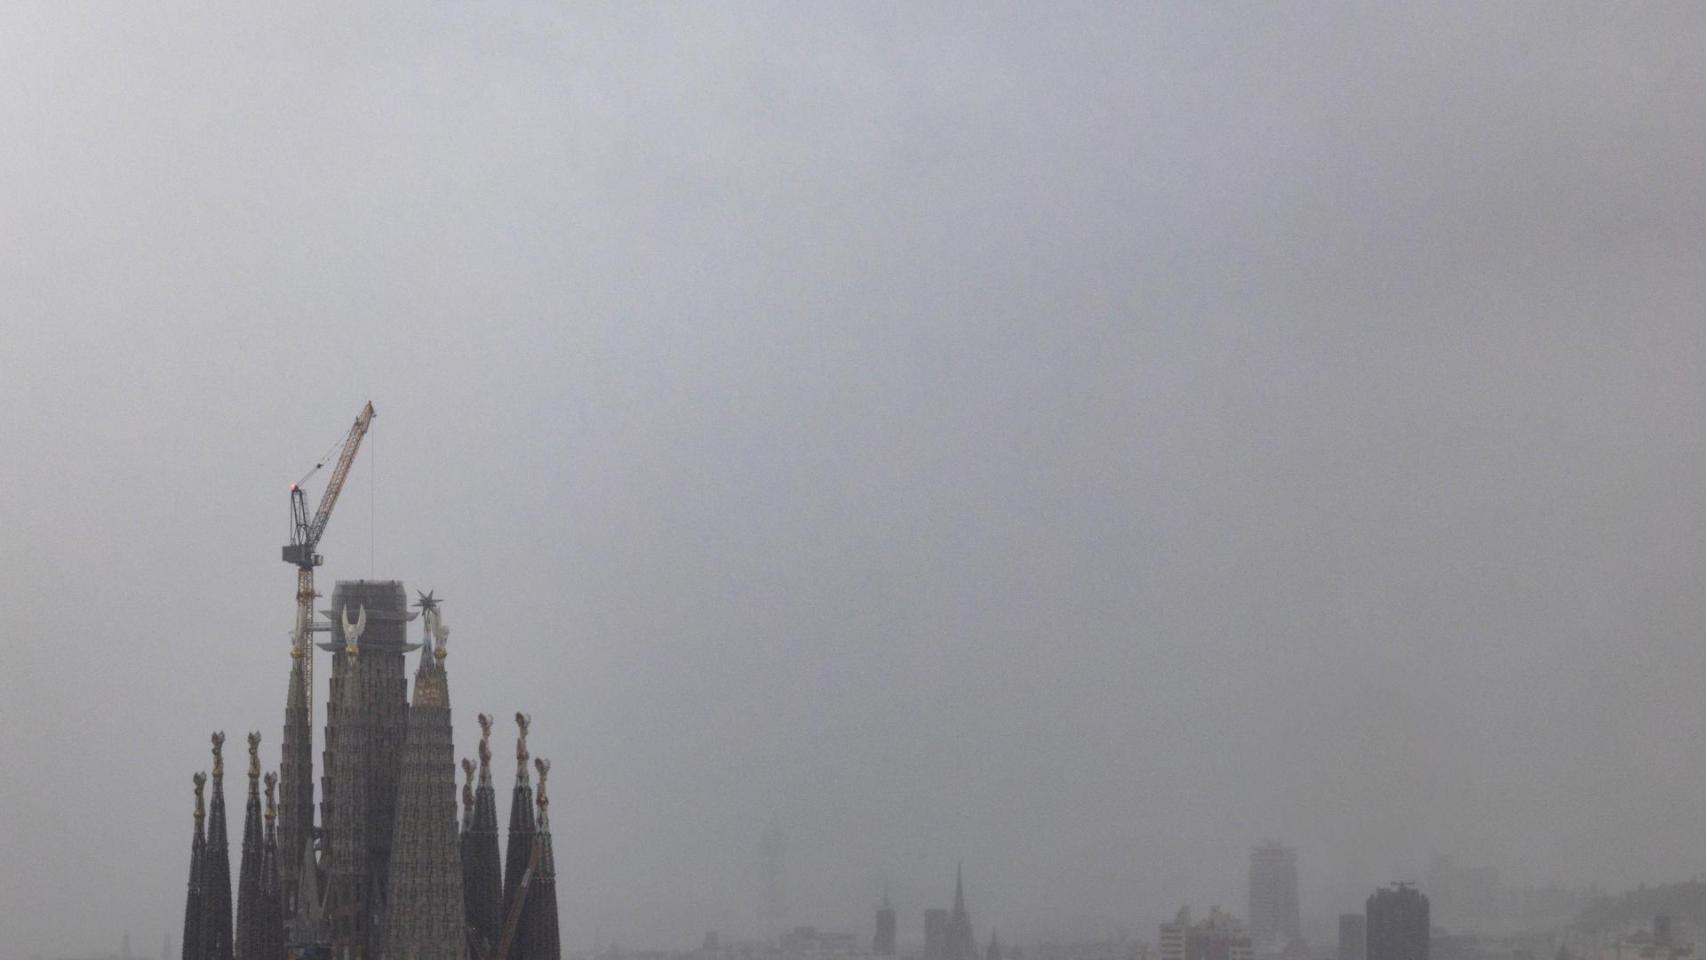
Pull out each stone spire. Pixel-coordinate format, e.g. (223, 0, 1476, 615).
(501, 714, 538, 960)
(285, 836, 328, 951)
(279, 630, 313, 912)
(465, 714, 505, 960)
(319, 582, 415, 960)
(323, 604, 372, 959)
(182, 773, 207, 960)
(202, 733, 235, 960)
(379, 597, 467, 960)
(462, 759, 475, 839)
(461, 758, 477, 948)
(518, 758, 561, 960)
(236, 734, 269, 960)
(258, 773, 285, 960)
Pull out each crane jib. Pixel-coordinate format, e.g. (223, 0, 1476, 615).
(281, 401, 375, 565)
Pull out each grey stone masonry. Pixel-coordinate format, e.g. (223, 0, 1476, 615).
(379, 633, 466, 960)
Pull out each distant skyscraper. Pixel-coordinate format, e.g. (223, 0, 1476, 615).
(875, 887, 897, 956)
(761, 817, 786, 941)
(925, 910, 949, 960)
(1249, 842, 1301, 948)
(1366, 885, 1428, 960)
(1338, 915, 1366, 960)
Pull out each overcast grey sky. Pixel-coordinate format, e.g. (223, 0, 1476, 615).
(5, 3, 1706, 957)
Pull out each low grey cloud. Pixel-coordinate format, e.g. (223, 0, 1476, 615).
(4, 4, 1706, 957)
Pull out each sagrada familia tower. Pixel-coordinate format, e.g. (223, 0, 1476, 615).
(178, 580, 561, 960)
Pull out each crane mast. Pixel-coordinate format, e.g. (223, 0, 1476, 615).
(284, 401, 376, 719)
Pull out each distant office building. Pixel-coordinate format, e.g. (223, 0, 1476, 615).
(1160, 909, 1192, 960)
(1425, 856, 1499, 930)
(875, 888, 897, 957)
(926, 910, 949, 960)
(1199, 908, 1255, 960)
(1160, 907, 1254, 960)
(1249, 842, 1301, 949)
(1338, 915, 1366, 960)
(1367, 885, 1429, 960)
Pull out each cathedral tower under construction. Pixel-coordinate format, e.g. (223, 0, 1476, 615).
(178, 579, 564, 960)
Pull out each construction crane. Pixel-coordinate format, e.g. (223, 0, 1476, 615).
(283, 401, 376, 718)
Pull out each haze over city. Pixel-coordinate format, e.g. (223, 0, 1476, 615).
(5, 5, 1706, 960)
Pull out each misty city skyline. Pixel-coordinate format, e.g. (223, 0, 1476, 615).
(6, 4, 1706, 960)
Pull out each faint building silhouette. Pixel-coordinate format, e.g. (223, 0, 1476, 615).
(1160, 907, 1253, 960)
(1338, 914, 1366, 960)
(1425, 856, 1498, 931)
(1367, 885, 1429, 960)
(875, 887, 897, 957)
(926, 910, 949, 960)
(1160, 908, 1191, 960)
(780, 926, 859, 960)
(1249, 842, 1300, 951)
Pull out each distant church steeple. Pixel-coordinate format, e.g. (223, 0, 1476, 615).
(945, 864, 975, 960)
(277, 632, 312, 914)
(235, 733, 269, 960)
(201, 734, 234, 960)
(502, 714, 539, 960)
(465, 715, 505, 959)
(257, 772, 284, 960)
(181, 775, 205, 960)
(379, 596, 467, 960)
(520, 757, 562, 960)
